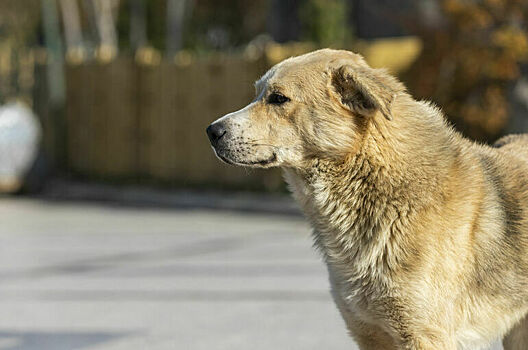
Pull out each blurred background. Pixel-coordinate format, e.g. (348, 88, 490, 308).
(0, 0, 526, 349)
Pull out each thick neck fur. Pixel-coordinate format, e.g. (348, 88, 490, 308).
(284, 96, 460, 286)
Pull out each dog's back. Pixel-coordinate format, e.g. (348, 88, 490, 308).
(491, 134, 528, 190)
(484, 134, 528, 348)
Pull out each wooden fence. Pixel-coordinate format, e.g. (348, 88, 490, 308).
(57, 55, 284, 191)
(31, 39, 423, 191)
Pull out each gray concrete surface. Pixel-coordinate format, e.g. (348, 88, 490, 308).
(0, 197, 502, 349)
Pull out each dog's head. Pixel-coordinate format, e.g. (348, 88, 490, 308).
(206, 49, 404, 169)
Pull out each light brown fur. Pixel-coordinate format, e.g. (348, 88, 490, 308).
(206, 49, 528, 349)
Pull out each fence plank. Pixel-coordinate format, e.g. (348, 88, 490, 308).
(104, 58, 137, 177)
(66, 62, 96, 175)
(137, 62, 163, 180)
(159, 62, 188, 182)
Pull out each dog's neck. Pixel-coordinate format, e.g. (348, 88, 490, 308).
(283, 104, 458, 284)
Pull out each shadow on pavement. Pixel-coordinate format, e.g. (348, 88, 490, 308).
(20, 178, 301, 217)
(0, 330, 132, 350)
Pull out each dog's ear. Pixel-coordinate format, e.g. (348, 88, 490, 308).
(330, 65, 402, 121)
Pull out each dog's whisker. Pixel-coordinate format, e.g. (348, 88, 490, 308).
(245, 142, 280, 149)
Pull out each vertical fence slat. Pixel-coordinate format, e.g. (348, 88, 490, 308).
(91, 62, 111, 176)
(66, 62, 96, 175)
(184, 60, 220, 185)
(105, 58, 137, 177)
(159, 62, 186, 182)
(137, 63, 163, 180)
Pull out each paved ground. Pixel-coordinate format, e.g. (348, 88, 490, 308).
(0, 197, 502, 350)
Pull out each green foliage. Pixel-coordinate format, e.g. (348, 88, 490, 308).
(406, 0, 528, 141)
(0, 0, 40, 48)
(183, 0, 268, 52)
(146, 0, 167, 51)
(299, 0, 350, 47)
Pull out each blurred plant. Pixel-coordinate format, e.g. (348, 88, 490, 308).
(299, 0, 351, 47)
(0, 0, 40, 104)
(406, 0, 528, 141)
(183, 0, 268, 53)
(0, 0, 41, 48)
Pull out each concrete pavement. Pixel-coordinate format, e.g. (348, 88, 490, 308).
(0, 197, 502, 349)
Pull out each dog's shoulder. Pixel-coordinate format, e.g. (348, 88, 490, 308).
(490, 133, 528, 169)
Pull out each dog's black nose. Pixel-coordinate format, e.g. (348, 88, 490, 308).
(206, 123, 226, 147)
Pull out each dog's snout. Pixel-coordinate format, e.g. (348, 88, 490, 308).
(206, 122, 227, 147)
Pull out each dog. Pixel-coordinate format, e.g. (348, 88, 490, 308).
(206, 49, 528, 349)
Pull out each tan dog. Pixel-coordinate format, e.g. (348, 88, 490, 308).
(206, 49, 528, 350)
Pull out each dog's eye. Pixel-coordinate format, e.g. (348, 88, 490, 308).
(267, 93, 290, 105)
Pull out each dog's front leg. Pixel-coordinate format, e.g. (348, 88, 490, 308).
(394, 329, 457, 350)
(349, 323, 456, 350)
(351, 323, 456, 350)
(331, 293, 395, 349)
(346, 318, 396, 350)
(334, 298, 456, 349)
(398, 339, 456, 350)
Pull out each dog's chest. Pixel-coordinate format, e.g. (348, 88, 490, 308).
(283, 168, 390, 268)
(284, 168, 394, 312)
(327, 261, 394, 329)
